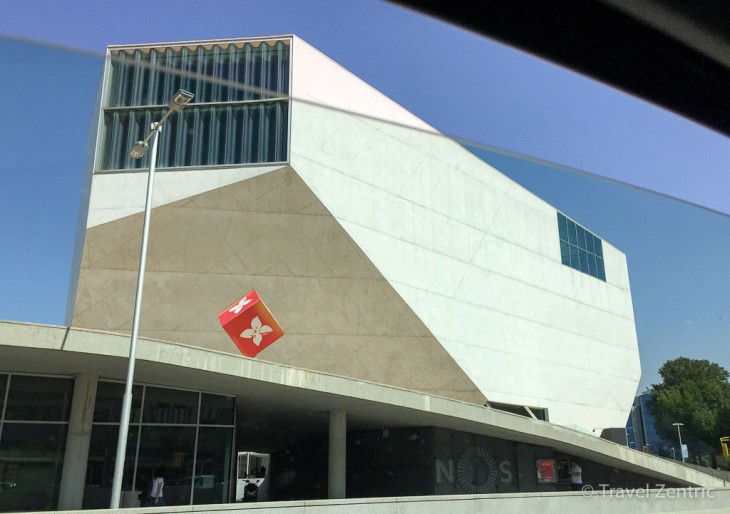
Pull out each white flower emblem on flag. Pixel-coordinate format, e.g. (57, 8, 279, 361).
(229, 297, 251, 314)
(240, 316, 273, 346)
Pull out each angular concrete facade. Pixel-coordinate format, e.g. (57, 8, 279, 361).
(71, 35, 640, 433)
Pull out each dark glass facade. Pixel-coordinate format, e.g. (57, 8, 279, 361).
(100, 39, 290, 171)
(557, 212, 606, 280)
(0, 374, 73, 512)
(83, 382, 235, 509)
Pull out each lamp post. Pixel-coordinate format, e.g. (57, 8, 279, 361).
(673, 422, 685, 463)
(110, 89, 194, 509)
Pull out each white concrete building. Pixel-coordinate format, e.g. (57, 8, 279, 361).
(0, 36, 664, 512)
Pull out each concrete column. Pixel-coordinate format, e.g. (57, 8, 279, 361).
(328, 410, 347, 499)
(58, 373, 98, 510)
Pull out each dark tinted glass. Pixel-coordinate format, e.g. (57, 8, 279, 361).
(200, 394, 235, 425)
(83, 425, 139, 508)
(192, 427, 233, 504)
(0, 374, 7, 416)
(93, 381, 143, 423)
(4, 375, 73, 421)
(0, 423, 67, 511)
(143, 387, 199, 425)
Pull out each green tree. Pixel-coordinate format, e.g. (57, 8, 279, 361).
(649, 357, 730, 465)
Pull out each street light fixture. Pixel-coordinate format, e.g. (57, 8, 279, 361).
(673, 422, 686, 462)
(109, 89, 195, 509)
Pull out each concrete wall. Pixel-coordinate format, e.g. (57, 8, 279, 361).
(52, 488, 730, 514)
(288, 94, 640, 431)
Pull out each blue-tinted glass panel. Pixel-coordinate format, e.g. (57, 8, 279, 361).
(556, 212, 606, 281)
(569, 245, 580, 269)
(587, 253, 597, 276)
(109, 41, 290, 107)
(560, 240, 570, 265)
(557, 213, 568, 241)
(596, 258, 606, 280)
(585, 232, 596, 254)
(578, 249, 589, 273)
(4, 376, 73, 421)
(567, 220, 577, 245)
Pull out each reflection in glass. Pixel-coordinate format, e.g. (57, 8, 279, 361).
(0, 374, 6, 415)
(93, 381, 143, 423)
(200, 394, 234, 425)
(0, 423, 67, 512)
(193, 427, 233, 505)
(143, 387, 198, 425)
(137, 426, 196, 506)
(83, 425, 138, 509)
(3, 376, 73, 421)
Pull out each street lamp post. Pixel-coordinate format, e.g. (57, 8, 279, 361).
(673, 422, 685, 463)
(110, 90, 194, 509)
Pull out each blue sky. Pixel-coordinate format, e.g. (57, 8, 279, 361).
(0, 0, 728, 391)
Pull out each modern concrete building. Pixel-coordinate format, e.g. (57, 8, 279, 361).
(3, 35, 722, 512)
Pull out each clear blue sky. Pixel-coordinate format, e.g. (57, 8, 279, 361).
(0, 0, 728, 392)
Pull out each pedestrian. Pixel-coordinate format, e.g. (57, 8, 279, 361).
(150, 466, 165, 507)
(568, 459, 582, 491)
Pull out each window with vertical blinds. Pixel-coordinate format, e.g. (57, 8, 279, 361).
(100, 39, 290, 171)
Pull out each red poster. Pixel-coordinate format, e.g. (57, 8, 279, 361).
(218, 290, 284, 358)
(536, 459, 556, 483)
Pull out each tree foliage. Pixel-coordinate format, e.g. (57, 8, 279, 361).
(650, 357, 730, 462)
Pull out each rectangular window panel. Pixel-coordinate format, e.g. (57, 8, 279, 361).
(0, 374, 7, 417)
(83, 425, 139, 509)
(101, 39, 291, 172)
(567, 219, 577, 245)
(192, 427, 233, 505)
(143, 387, 199, 425)
(93, 381, 143, 424)
(569, 245, 580, 269)
(4, 376, 73, 421)
(576, 226, 586, 250)
(597, 257, 606, 281)
(578, 249, 590, 273)
(559, 240, 570, 265)
(136, 426, 196, 506)
(199, 394, 235, 426)
(556, 212, 606, 281)
(0, 423, 68, 512)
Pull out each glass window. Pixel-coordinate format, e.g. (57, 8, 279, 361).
(143, 387, 199, 425)
(137, 426, 196, 506)
(557, 213, 606, 281)
(4, 376, 73, 421)
(199, 394, 234, 426)
(0, 423, 67, 512)
(0, 374, 7, 416)
(83, 425, 139, 509)
(93, 381, 143, 423)
(192, 427, 233, 505)
(100, 39, 291, 171)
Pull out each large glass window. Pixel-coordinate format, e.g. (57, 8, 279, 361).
(100, 39, 290, 171)
(0, 374, 72, 513)
(84, 382, 235, 508)
(557, 212, 606, 281)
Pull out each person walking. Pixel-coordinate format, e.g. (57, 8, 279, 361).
(568, 460, 583, 491)
(150, 467, 165, 507)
